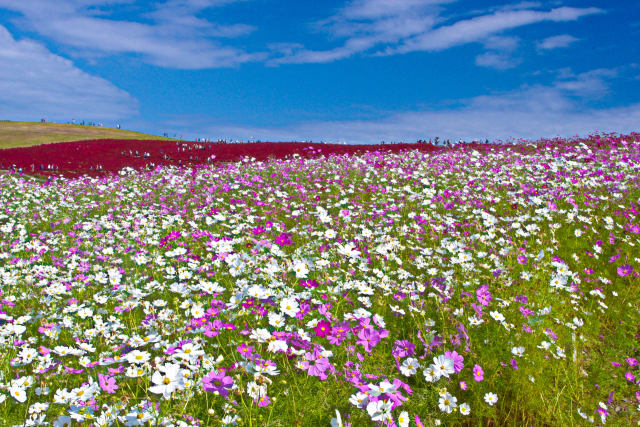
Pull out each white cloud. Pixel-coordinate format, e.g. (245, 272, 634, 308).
(0, 0, 263, 69)
(271, 2, 602, 65)
(537, 34, 579, 50)
(176, 70, 638, 143)
(475, 52, 519, 69)
(392, 7, 601, 54)
(482, 35, 519, 51)
(270, 0, 449, 64)
(553, 68, 618, 97)
(0, 25, 138, 121)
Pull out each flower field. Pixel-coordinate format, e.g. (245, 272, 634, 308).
(0, 139, 440, 177)
(0, 134, 639, 426)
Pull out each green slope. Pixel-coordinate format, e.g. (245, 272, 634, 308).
(0, 121, 178, 149)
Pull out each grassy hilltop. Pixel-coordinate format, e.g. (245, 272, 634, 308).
(0, 121, 177, 149)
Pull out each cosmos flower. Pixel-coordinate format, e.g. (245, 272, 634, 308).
(202, 370, 234, 397)
(148, 364, 184, 399)
(98, 373, 119, 394)
(438, 392, 457, 413)
(473, 364, 484, 382)
(392, 340, 415, 358)
(356, 327, 382, 353)
(314, 320, 332, 338)
(484, 392, 498, 406)
(617, 264, 633, 277)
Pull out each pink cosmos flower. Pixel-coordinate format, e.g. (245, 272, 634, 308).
(473, 364, 484, 382)
(519, 306, 534, 318)
(255, 395, 271, 407)
(98, 373, 119, 394)
(444, 350, 464, 373)
(301, 351, 332, 380)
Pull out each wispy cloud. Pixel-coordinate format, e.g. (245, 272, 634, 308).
(173, 67, 637, 143)
(0, 25, 138, 120)
(390, 7, 601, 54)
(271, 1, 602, 65)
(553, 68, 618, 98)
(0, 0, 263, 69)
(270, 0, 449, 64)
(537, 34, 579, 50)
(475, 52, 519, 70)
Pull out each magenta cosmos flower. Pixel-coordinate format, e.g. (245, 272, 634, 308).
(314, 320, 332, 338)
(476, 285, 492, 306)
(392, 340, 415, 358)
(356, 327, 382, 353)
(617, 264, 633, 277)
(203, 370, 234, 396)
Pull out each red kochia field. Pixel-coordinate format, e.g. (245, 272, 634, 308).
(0, 139, 444, 176)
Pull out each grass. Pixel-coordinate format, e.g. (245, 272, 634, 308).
(0, 120, 177, 149)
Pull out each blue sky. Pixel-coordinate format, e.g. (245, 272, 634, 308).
(0, 0, 638, 143)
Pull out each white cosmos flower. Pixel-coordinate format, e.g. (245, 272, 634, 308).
(125, 350, 151, 365)
(366, 399, 393, 422)
(512, 346, 525, 357)
(8, 385, 26, 403)
(126, 365, 146, 378)
(490, 311, 505, 322)
(349, 392, 369, 408)
(5, 323, 26, 335)
(400, 358, 420, 376)
(267, 339, 288, 353)
(246, 381, 267, 399)
(190, 303, 205, 318)
(292, 261, 309, 279)
(484, 392, 498, 406)
(423, 365, 439, 382)
(432, 355, 455, 378)
(438, 392, 457, 413)
(268, 312, 285, 328)
(459, 402, 471, 415)
(53, 388, 70, 404)
(18, 347, 37, 364)
(148, 364, 184, 399)
(77, 307, 93, 319)
(249, 328, 271, 343)
(175, 343, 204, 362)
(398, 410, 410, 427)
(280, 297, 299, 317)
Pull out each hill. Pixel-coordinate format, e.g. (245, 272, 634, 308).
(0, 120, 177, 149)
